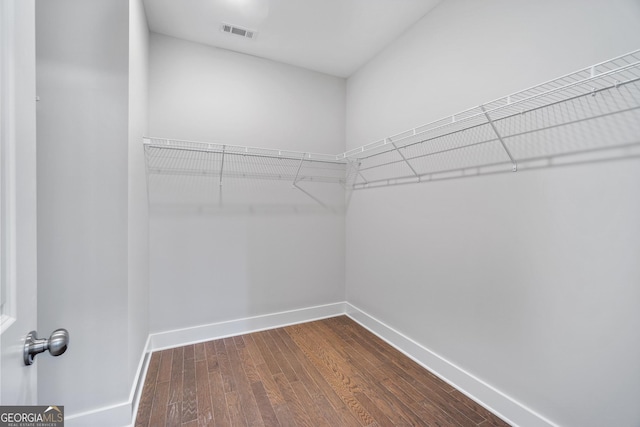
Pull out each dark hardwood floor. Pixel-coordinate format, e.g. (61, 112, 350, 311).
(135, 316, 510, 426)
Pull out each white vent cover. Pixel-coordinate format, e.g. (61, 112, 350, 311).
(221, 23, 257, 40)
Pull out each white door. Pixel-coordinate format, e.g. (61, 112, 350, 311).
(0, 0, 38, 404)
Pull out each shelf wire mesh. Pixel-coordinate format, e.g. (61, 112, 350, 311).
(144, 138, 352, 214)
(144, 138, 348, 184)
(346, 50, 640, 188)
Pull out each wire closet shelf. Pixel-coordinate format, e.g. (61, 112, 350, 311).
(143, 138, 355, 186)
(144, 49, 640, 190)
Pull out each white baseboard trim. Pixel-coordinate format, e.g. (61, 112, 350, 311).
(64, 400, 132, 427)
(64, 335, 152, 427)
(148, 301, 347, 352)
(129, 335, 152, 425)
(345, 303, 559, 427)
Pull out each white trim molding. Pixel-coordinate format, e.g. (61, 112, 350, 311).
(148, 302, 347, 352)
(64, 401, 132, 427)
(0, 0, 18, 334)
(64, 336, 151, 427)
(345, 303, 560, 427)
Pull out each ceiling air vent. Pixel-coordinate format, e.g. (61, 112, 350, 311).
(221, 23, 257, 40)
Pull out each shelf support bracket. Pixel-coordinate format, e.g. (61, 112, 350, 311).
(293, 182, 327, 208)
(357, 171, 368, 186)
(390, 139, 421, 180)
(480, 106, 517, 172)
(292, 154, 327, 208)
(293, 155, 306, 186)
(219, 145, 226, 186)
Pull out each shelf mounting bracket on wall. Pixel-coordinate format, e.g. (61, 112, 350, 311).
(292, 155, 306, 186)
(357, 170, 368, 187)
(390, 138, 421, 180)
(480, 105, 518, 172)
(290, 154, 328, 208)
(219, 144, 226, 186)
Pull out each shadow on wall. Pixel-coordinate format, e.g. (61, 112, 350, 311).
(147, 172, 351, 216)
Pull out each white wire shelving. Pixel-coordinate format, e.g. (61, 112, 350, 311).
(144, 49, 640, 203)
(144, 138, 355, 184)
(344, 49, 640, 188)
(143, 138, 358, 214)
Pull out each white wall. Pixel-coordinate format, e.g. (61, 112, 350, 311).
(149, 33, 345, 153)
(128, 0, 150, 387)
(148, 34, 346, 333)
(36, 0, 131, 419)
(345, 1, 640, 426)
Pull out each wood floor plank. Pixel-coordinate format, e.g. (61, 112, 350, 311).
(134, 352, 161, 427)
(338, 317, 456, 394)
(306, 321, 411, 426)
(254, 361, 286, 407)
(243, 334, 267, 367)
(272, 402, 298, 427)
(275, 328, 364, 427)
(195, 359, 214, 426)
(272, 327, 340, 406)
(208, 369, 231, 427)
(237, 338, 261, 385)
(253, 331, 283, 376)
(181, 345, 198, 424)
(168, 347, 184, 406)
(194, 342, 206, 362)
(323, 318, 385, 369)
(215, 339, 235, 394)
(327, 317, 482, 426)
(310, 392, 348, 427)
(147, 381, 170, 427)
(273, 373, 314, 427)
(233, 335, 246, 350)
(157, 349, 173, 383)
(346, 360, 427, 426)
(135, 316, 512, 427)
(225, 337, 265, 426)
(322, 323, 429, 427)
(265, 330, 299, 383)
(289, 379, 332, 427)
(250, 380, 280, 427)
(165, 402, 180, 427)
(285, 323, 374, 426)
(381, 376, 462, 426)
(321, 320, 465, 426)
(381, 358, 478, 427)
(225, 390, 248, 427)
(447, 389, 511, 426)
(204, 340, 219, 375)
